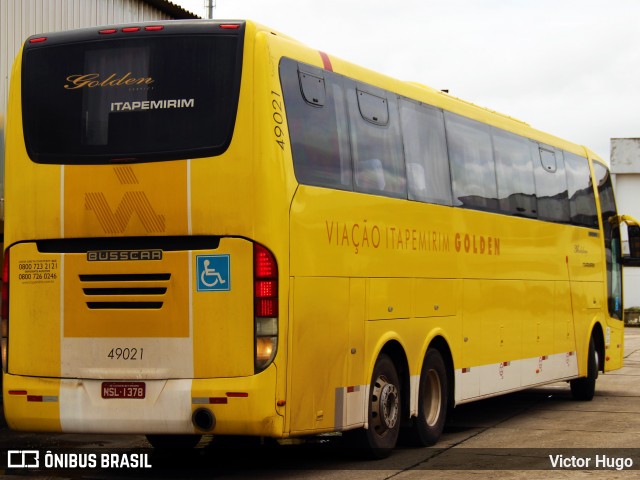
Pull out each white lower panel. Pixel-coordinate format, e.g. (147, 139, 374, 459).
(409, 374, 419, 417)
(59, 378, 194, 433)
(455, 351, 579, 404)
(60, 337, 194, 379)
(334, 385, 367, 430)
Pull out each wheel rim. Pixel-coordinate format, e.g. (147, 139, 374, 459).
(371, 374, 399, 435)
(424, 368, 442, 427)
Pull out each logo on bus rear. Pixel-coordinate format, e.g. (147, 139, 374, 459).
(87, 250, 163, 261)
(196, 255, 230, 292)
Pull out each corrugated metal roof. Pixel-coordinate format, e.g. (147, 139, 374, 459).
(0, 0, 201, 115)
(144, 0, 200, 19)
(0, 0, 202, 202)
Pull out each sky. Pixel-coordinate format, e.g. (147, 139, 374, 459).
(172, 0, 640, 164)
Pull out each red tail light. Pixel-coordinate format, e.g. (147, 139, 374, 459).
(254, 244, 278, 372)
(254, 245, 278, 317)
(255, 246, 277, 278)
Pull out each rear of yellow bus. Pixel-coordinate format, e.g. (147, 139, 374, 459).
(1, 20, 290, 443)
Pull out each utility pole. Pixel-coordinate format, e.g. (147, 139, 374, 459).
(207, 0, 216, 19)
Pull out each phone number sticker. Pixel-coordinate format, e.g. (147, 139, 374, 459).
(17, 259, 59, 284)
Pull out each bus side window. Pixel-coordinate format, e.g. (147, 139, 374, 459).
(493, 129, 537, 218)
(399, 99, 452, 206)
(534, 146, 570, 223)
(279, 58, 352, 190)
(564, 152, 598, 229)
(349, 86, 406, 198)
(445, 112, 498, 211)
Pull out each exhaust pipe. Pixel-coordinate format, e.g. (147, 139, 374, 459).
(192, 408, 216, 431)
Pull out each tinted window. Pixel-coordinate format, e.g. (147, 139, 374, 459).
(493, 130, 536, 217)
(349, 86, 406, 198)
(534, 147, 570, 223)
(23, 32, 243, 164)
(445, 113, 497, 211)
(594, 162, 622, 319)
(399, 99, 452, 205)
(564, 152, 598, 228)
(280, 59, 352, 190)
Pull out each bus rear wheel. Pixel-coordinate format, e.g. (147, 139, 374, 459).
(570, 336, 598, 401)
(403, 348, 448, 446)
(346, 353, 401, 459)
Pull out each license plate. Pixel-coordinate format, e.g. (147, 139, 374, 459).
(101, 382, 146, 399)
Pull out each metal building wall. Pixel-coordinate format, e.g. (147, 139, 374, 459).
(0, 0, 178, 122)
(611, 138, 640, 309)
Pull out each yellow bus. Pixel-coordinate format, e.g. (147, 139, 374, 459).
(3, 19, 640, 457)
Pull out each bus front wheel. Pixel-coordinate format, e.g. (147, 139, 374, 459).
(570, 336, 598, 401)
(403, 348, 448, 446)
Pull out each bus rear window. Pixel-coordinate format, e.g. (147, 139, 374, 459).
(22, 31, 243, 164)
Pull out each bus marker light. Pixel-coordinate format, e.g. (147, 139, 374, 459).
(99, 29, 117, 35)
(226, 392, 248, 398)
(8, 390, 27, 395)
(29, 37, 47, 43)
(122, 27, 141, 33)
(144, 26, 164, 31)
(219, 24, 240, 29)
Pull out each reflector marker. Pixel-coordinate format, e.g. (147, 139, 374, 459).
(192, 397, 228, 405)
(226, 392, 249, 398)
(8, 390, 27, 395)
(27, 395, 58, 402)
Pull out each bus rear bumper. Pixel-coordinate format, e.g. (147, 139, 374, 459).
(2, 368, 282, 436)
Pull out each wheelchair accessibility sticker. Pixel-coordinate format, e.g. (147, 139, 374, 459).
(196, 255, 230, 292)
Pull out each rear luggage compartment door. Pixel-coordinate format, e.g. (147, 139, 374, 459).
(7, 237, 254, 380)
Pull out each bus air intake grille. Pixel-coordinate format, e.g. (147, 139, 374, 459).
(79, 273, 170, 310)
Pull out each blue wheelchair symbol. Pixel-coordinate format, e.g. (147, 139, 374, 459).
(196, 255, 230, 292)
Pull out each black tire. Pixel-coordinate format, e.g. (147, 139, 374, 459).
(145, 434, 202, 449)
(403, 348, 448, 446)
(345, 353, 401, 459)
(570, 336, 598, 401)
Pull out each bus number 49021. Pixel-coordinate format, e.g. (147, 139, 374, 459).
(271, 91, 285, 150)
(107, 348, 143, 360)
